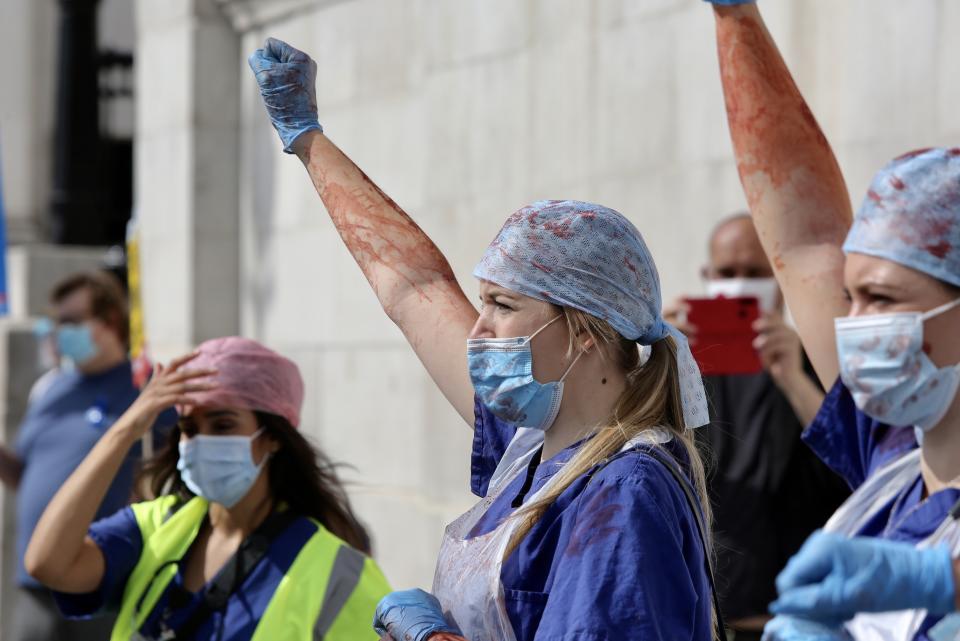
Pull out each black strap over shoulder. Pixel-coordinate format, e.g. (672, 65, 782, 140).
(639, 446, 729, 641)
(160, 508, 300, 641)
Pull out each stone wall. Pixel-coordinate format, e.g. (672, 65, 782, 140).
(136, 0, 960, 590)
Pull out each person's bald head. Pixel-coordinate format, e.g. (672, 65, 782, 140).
(704, 212, 775, 280)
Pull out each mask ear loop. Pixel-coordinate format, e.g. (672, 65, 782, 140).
(250, 428, 273, 470)
(921, 297, 960, 321)
(521, 314, 585, 382)
(559, 349, 585, 382)
(920, 298, 960, 374)
(521, 315, 564, 346)
(919, 300, 960, 404)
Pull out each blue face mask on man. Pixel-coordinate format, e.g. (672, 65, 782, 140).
(177, 429, 270, 508)
(56, 323, 99, 366)
(835, 297, 960, 432)
(468, 316, 583, 431)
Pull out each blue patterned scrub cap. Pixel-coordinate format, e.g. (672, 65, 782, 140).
(844, 147, 960, 287)
(474, 200, 709, 429)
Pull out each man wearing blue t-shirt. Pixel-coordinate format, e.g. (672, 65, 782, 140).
(0, 271, 171, 641)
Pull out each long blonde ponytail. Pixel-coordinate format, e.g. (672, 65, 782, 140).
(506, 307, 716, 633)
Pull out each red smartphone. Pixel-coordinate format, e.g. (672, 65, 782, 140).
(683, 296, 762, 376)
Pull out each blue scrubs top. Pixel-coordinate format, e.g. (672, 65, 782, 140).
(54, 505, 319, 640)
(471, 400, 713, 641)
(803, 379, 960, 640)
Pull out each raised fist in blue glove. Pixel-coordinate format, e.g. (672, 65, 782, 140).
(248, 38, 322, 153)
(373, 588, 462, 641)
(762, 616, 851, 641)
(771, 531, 957, 623)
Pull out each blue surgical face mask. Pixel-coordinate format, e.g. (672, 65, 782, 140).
(468, 316, 583, 431)
(56, 323, 99, 366)
(835, 298, 960, 432)
(177, 429, 269, 508)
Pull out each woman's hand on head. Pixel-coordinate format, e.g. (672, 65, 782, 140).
(116, 352, 217, 440)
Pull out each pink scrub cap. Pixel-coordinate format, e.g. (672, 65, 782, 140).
(845, 147, 960, 287)
(180, 336, 304, 428)
(474, 200, 709, 428)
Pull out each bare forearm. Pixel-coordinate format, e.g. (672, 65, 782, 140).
(0, 446, 22, 488)
(714, 4, 850, 388)
(714, 5, 852, 257)
(25, 419, 138, 584)
(295, 131, 466, 318)
(294, 131, 479, 422)
(779, 374, 825, 427)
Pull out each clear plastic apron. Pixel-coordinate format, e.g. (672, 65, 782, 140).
(822, 449, 960, 640)
(431, 427, 672, 641)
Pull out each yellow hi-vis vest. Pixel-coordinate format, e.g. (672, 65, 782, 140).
(110, 496, 390, 641)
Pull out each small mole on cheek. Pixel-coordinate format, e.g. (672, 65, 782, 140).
(601, 378, 607, 385)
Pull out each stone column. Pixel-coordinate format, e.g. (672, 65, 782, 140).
(134, 0, 241, 357)
(0, 0, 58, 244)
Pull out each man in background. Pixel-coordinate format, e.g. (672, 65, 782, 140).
(0, 271, 171, 641)
(666, 213, 850, 641)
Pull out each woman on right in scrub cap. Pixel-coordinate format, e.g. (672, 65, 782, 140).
(22, 337, 390, 640)
(705, 1, 960, 640)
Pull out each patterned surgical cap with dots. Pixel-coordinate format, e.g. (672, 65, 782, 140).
(474, 200, 709, 429)
(845, 147, 960, 287)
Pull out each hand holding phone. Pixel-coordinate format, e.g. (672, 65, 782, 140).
(683, 296, 762, 376)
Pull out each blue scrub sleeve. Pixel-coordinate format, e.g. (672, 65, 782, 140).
(526, 456, 708, 641)
(471, 398, 518, 497)
(802, 379, 918, 490)
(54, 506, 144, 618)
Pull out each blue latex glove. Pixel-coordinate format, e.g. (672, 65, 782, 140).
(771, 531, 956, 623)
(762, 616, 851, 641)
(373, 589, 462, 641)
(248, 38, 322, 153)
(930, 613, 960, 641)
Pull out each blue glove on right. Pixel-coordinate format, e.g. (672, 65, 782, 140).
(771, 531, 957, 623)
(930, 613, 960, 641)
(762, 616, 850, 641)
(373, 589, 462, 641)
(248, 38, 322, 153)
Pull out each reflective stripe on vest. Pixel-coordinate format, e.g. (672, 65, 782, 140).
(111, 496, 389, 641)
(313, 545, 365, 638)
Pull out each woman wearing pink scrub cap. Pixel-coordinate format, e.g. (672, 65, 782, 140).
(24, 336, 391, 640)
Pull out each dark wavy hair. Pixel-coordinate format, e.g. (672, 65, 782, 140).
(137, 411, 371, 554)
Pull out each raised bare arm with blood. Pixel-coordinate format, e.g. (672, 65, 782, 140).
(714, 4, 853, 387)
(248, 38, 478, 426)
